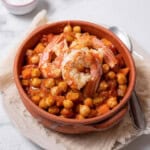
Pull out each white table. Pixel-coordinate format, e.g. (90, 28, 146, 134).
(0, 0, 150, 149)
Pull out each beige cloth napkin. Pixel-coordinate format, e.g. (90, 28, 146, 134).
(0, 10, 150, 150)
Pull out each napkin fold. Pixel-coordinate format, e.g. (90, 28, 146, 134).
(0, 10, 150, 150)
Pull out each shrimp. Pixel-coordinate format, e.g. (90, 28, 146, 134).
(39, 34, 69, 78)
(70, 33, 117, 68)
(62, 49, 103, 97)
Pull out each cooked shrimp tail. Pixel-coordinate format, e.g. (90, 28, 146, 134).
(84, 63, 102, 97)
(39, 34, 69, 78)
(99, 47, 117, 68)
(39, 34, 65, 67)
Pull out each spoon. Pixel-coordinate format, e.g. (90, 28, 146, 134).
(109, 26, 146, 130)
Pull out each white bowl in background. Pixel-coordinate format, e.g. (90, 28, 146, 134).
(2, 0, 38, 15)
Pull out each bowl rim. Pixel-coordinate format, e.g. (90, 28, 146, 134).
(13, 20, 136, 125)
(2, 0, 36, 7)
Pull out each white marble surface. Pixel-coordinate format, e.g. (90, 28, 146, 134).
(0, 0, 150, 149)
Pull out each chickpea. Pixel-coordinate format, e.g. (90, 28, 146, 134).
(31, 78, 41, 87)
(63, 99, 74, 109)
(73, 26, 81, 33)
(51, 86, 59, 96)
(39, 99, 47, 109)
(44, 78, 55, 88)
(66, 34, 74, 42)
(102, 64, 110, 73)
(107, 97, 118, 108)
(61, 108, 69, 116)
(30, 55, 39, 64)
(31, 68, 40, 78)
(66, 91, 80, 101)
(22, 69, 31, 79)
(63, 25, 72, 32)
(99, 81, 108, 91)
(84, 98, 93, 107)
(48, 107, 59, 115)
(21, 79, 29, 86)
(31, 95, 41, 105)
(61, 108, 73, 118)
(45, 96, 55, 107)
(117, 85, 127, 97)
(93, 97, 104, 106)
(117, 73, 127, 84)
(34, 43, 45, 53)
(54, 96, 65, 107)
(39, 91, 45, 98)
(58, 81, 68, 92)
(52, 68, 61, 78)
(79, 105, 91, 117)
(26, 49, 33, 56)
(76, 114, 84, 120)
(107, 71, 116, 79)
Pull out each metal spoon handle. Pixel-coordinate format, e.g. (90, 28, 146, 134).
(129, 90, 146, 129)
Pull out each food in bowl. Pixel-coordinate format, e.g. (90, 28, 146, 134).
(20, 24, 129, 120)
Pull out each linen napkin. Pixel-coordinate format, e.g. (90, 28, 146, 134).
(0, 10, 150, 150)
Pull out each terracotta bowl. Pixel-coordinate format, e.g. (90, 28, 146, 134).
(13, 20, 136, 134)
